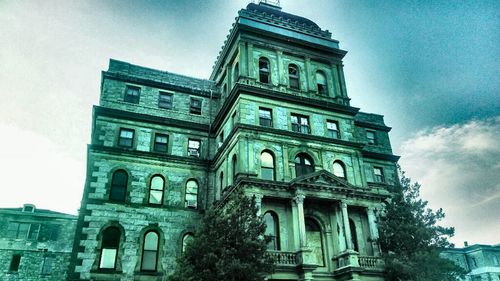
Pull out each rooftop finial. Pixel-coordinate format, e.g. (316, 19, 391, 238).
(258, 0, 281, 9)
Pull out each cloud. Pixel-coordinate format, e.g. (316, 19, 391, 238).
(399, 117, 500, 245)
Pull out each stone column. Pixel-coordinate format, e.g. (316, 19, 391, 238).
(338, 64, 347, 97)
(367, 207, 381, 256)
(239, 42, 248, 77)
(253, 194, 263, 216)
(275, 50, 284, 86)
(331, 64, 340, 98)
(304, 57, 312, 92)
(334, 204, 346, 252)
(294, 192, 307, 248)
(247, 43, 254, 79)
(341, 201, 353, 250)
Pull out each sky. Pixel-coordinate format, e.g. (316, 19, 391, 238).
(0, 0, 498, 246)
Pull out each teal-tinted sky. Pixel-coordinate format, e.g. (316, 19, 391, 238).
(0, 0, 498, 246)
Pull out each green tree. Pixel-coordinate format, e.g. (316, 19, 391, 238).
(378, 167, 467, 281)
(169, 189, 273, 281)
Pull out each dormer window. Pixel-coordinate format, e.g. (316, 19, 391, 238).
(259, 58, 270, 84)
(22, 204, 35, 213)
(124, 85, 140, 104)
(288, 65, 299, 89)
(316, 71, 327, 95)
(367, 130, 376, 145)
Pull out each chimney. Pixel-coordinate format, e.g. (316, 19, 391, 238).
(464, 241, 468, 247)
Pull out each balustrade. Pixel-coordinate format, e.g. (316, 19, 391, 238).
(266, 251, 298, 266)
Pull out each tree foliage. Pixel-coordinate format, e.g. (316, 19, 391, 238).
(169, 189, 273, 281)
(378, 167, 467, 281)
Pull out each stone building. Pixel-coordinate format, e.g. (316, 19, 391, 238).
(69, 1, 399, 280)
(441, 244, 500, 281)
(0, 204, 77, 281)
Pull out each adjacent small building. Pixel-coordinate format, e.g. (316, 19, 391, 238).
(441, 244, 500, 281)
(0, 204, 77, 281)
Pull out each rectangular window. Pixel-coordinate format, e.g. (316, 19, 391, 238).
(124, 85, 140, 104)
(188, 139, 201, 157)
(10, 254, 21, 272)
(259, 108, 273, 127)
(374, 167, 385, 183)
(232, 111, 238, 127)
(327, 120, 340, 139)
(153, 133, 168, 153)
(7, 222, 31, 239)
(158, 92, 173, 109)
(291, 114, 310, 134)
(118, 128, 134, 148)
(100, 248, 117, 269)
(367, 130, 376, 145)
(190, 98, 202, 115)
(41, 256, 53, 275)
(28, 223, 40, 240)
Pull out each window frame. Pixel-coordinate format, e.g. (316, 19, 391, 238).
(291, 114, 310, 134)
(148, 175, 165, 205)
(263, 211, 280, 250)
(118, 128, 134, 148)
(153, 133, 168, 153)
(260, 151, 275, 181)
(288, 64, 300, 89)
(373, 167, 385, 183)
(124, 85, 140, 104)
(185, 179, 198, 208)
(158, 92, 173, 109)
(187, 139, 201, 157)
(41, 256, 53, 275)
(366, 130, 377, 145)
(294, 153, 314, 177)
(109, 170, 128, 202)
(189, 98, 202, 115)
(140, 230, 160, 272)
(9, 254, 21, 272)
(259, 107, 273, 127)
(327, 120, 340, 139)
(98, 227, 121, 270)
(316, 71, 328, 95)
(259, 58, 271, 84)
(333, 160, 346, 179)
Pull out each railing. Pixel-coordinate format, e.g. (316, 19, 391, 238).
(266, 251, 298, 266)
(358, 256, 383, 269)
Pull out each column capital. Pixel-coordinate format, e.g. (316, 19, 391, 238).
(251, 193, 264, 203)
(293, 192, 305, 204)
(341, 201, 348, 209)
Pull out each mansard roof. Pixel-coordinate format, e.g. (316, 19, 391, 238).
(106, 59, 217, 96)
(240, 3, 332, 39)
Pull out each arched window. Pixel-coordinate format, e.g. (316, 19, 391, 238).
(182, 233, 194, 253)
(333, 161, 346, 179)
(259, 58, 270, 84)
(316, 71, 327, 95)
(234, 62, 239, 84)
(185, 180, 198, 208)
(305, 218, 325, 266)
(261, 151, 275, 181)
(349, 219, 359, 252)
(110, 170, 127, 202)
(99, 227, 121, 269)
(294, 153, 314, 177)
(288, 64, 299, 89)
(149, 175, 164, 205)
(263, 212, 280, 250)
(232, 155, 238, 183)
(141, 231, 159, 271)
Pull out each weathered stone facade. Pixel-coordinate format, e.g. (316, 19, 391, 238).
(0, 204, 77, 281)
(441, 244, 500, 281)
(69, 2, 401, 280)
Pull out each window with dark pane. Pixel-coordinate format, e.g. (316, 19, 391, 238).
(190, 98, 202, 115)
(99, 227, 121, 269)
(291, 114, 310, 134)
(110, 170, 128, 201)
(188, 139, 200, 157)
(259, 108, 273, 127)
(264, 212, 280, 250)
(367, 130, 376, 145)
(149, 175, 164, 205)
(41, 256, 53, 275)
(153, 133, 168, 153)
(141, 231, 159, 271)
(118, 128, 134, 148)
(124, 85, 140, 104)
(182, 233, 194, 253)
(288, 64, 299, 89)
(28, 223, 40, 240)
(158, 92, 173, 109)
(327, 120, 340, 139)
(9, 254, 21, 271)
(259, 58, 270, 84)
(316, 71, 327, 95)
(294, 153, 314, 177)
(261, 151, 275, 181)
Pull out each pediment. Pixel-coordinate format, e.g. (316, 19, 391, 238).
(290, 170, 355, 189)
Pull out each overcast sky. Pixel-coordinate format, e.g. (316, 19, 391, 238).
(0, 0, 498, 246)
